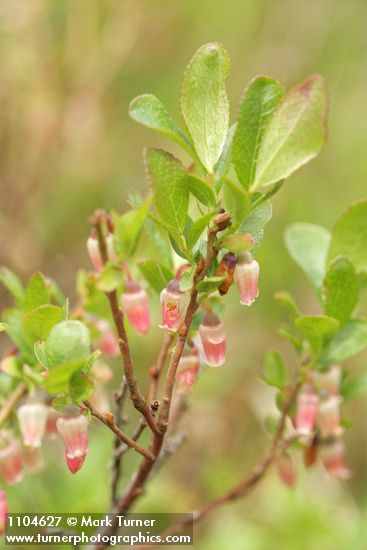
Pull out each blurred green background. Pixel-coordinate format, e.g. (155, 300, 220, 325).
(1, 1, 367, 549)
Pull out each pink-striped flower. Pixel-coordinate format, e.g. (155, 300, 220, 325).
(318, 396, 343, 438)
(177, 349, 200, 395)
(277, 454, 296, 487)
(0, 489, 8, 535)
(122, 281, 150, 335)
(295, 388, 319, 437)
(320, 440, 351, 480)
(198, 313, 226, 367)
(17, 403, 48, 448)
(316, 366, 341, 397)
(57, 415, 89, 474)
(234, 252, 259, 306)
(0, 439, 23, 485)
(160, 280, 189, 332)
(21, 446, 44, 474)
(96, 321, 119, 357)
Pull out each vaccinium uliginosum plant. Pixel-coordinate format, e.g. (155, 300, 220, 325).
(0, 42, 333, 544)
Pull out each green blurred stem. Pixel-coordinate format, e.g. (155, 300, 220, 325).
(0, 382, 27, 428)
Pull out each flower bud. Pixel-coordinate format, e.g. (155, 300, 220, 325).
(198, 312, 226, 367)
(21, 446, 44, 474)
(318, 396, 343, 438)
(316, 366, 341, 397)
(122, 281, 150, 335)
(95, 321, 119, 357)
(17, 403, 48, 448)
(160, 280, 189, 332)
(320, 440, 351, 480)
(57, 415, 89, 474)
(234, 252, 259, 306)
(0, 489, 8, 535)
(295, 388, 319, 437)
(0, 439, 23, 485)
(177, 348, 200, 395)
(87, 236, 103, 272)
(277, 454, 296, 487)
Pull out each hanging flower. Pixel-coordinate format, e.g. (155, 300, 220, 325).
(318, 396, 343, 438)
(295, 387, 319, 437)
(320, 440, 351, 480)
(0, 438, 23, 485)
(91, 361, 113, 383)
(95, 321, 119, 357)
(45, 407, 61, 440)
(17, 403, 48, 448)
(176, 348, 200, 395)
(57, 415, 89, 474)
(0, 489, 8, 535)
(87, 233, 115, 272)
(198, 312, 226, 367)
(160, 280, 189, 332)
(234, 252, 259, 306)
(89, 386, 110, 413)
(21, 446, 44, 474)
(121, 280, 150, 335)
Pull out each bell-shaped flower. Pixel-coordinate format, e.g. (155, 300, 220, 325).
(89, 386, 110, 413)
(17, 403, 48, 448)
(57, 414, 89, 474)
(320, 440, 351, 480)
(0, 439, 23, 485)
(198, 312, 226, 367)
(277, 454, 296, 487)
(234, 252, 259, 306)
(45, 407, 60, 440)
(160, 279, 189, 332)
(21, 446, 44, 474)
(122, 281, 150, 335)
(177, 348, 200, 395)
(95, 321, 119, 357)
(316, 365, 341, 397)
(295, 388, 319, 437)
(0, 489, 8, 535)
(91, 361, 113, 383)
(318, 396, 343, 438)
(87, 233, 115, 272)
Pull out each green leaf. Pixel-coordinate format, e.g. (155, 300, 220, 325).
(34, 341, 48, 367)
(323, 257, 358, 324)
(2, 308, 34, 363)
(24, 273, 49, 312)
(181, 42, 230, 173)
(70, 373, 95, 404)
(96, 263, 125, 292)
(129, 93, 192, 154)
(45, 360, 85, 394)
(179, 265, 196, 292)
(144, 218, 173, 268)
(23, 305, 64, 347)
(187, 175, 216, 207)
(138, 260, 174, 295)
(145, 149, 189, 234)
(320, 319, 367, 363)
(223, 178, 250, 227)
(253, 75, 328, 189)
(214, 123, 236, 192)
(285, 223, 331, 291)
(113, 198, 151, 259)
(0, 267, 25, 305)
(278, 324, 303, 353)
(295, 315, 339, 354)
(196, 276, 226, 293)
(274, 291, 300, 317)
(0, 323, 8, 333)
(328, 200, 367, 272)
(240, 201, 272, 238)
(84, 350, 102, 374)
(341, 373, 367, 401)
(45, 320, 91, 369)
(219, 233, 254, 253)
(187, 212, 216, 249)
(263, 351, 287, 388)
(232, 76, 285, 189)
(52, 395, 70, 411)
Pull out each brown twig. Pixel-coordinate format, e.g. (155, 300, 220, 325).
(0, 382, 27, 427)
(83, 400, 154, 461)
(149, 331, 175, 402)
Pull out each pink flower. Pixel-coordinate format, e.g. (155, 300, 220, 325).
(0, 439, 23, 485)
(91, 361, 113, 383)
(87, 236, 103, 272)
(0, 489, 8, 535)
(121, 281, 150, 335)
(177, 349, 200, 395)
(96, 322, 119, 357)
(57, 415, 89, 474)
(277, 454, 296, 487)
(234, 252, 259, 306)
(318, 396, 343, 438)
(295, 388, 319, 437)
(21, 446, 44, 474)
(89, 386, 110, 413)
(160, 280, 189, 332)
(45, 407, 61, 440)
(320, 441, 351, 480)
(198, 313, 226, 367)
(17, 403, 48, 448)
(316, 366, 341, 396)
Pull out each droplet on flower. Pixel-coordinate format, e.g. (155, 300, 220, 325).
(122, 281, 150, 335)
(160, 280, 189, 332)
(57, 415, 89, 475)
(198, 312, 226, 367)
(17, 403, 48, 448)
(0, 438, 23, 485)
(234, 252, 259, 306)
(295, 388, 319, 437)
